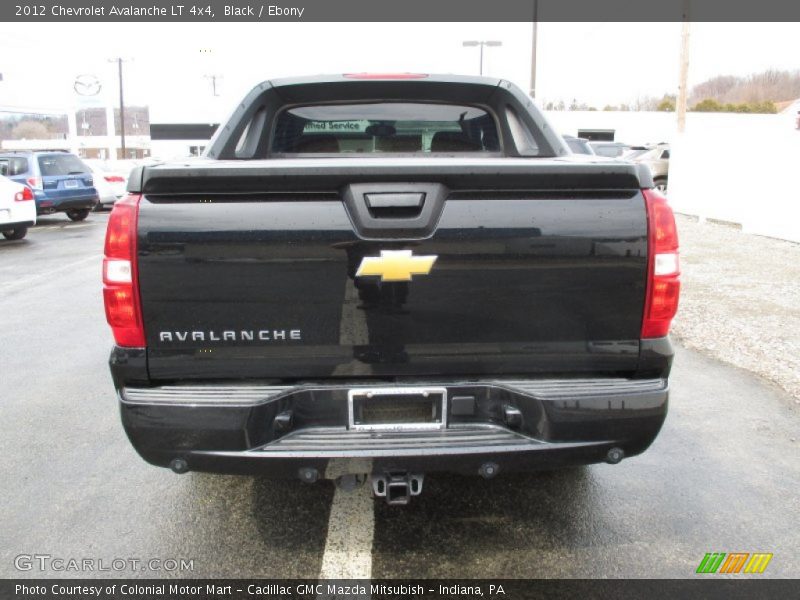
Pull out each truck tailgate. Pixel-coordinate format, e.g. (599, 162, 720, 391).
(134, 158, 648, 381)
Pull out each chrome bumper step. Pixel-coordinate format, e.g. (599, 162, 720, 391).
(261, 424, 533, 453)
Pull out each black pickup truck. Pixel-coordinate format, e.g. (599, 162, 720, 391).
(104, 74, 680, 504)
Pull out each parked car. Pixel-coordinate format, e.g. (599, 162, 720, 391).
(588, 141, 630, 158)
(83, 159, 129, 209)
(623, 143, 670, 193)
(0, 174, 36, 240)
(0, 151, 98, 221)
(563, 135, 596, 155)
(105, 74, 679, 504)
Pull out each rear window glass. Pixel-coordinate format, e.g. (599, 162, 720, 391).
(0, 157, 29, 176)
(37, 154, 89, 176)
(271, 103, 500, 155)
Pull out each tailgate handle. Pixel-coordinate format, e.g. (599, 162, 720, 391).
(365, 193, 425, 209)
(344, 183, 447, 238)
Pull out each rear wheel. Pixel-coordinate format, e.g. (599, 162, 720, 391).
(66, 209, 90, 221)
(654, 177, 668, 195)
(2, 227, 28, 240)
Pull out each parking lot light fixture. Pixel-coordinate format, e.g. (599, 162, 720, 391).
(462, 40, 503, 76)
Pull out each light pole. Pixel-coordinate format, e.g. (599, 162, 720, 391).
(204, 74, 223, 96)
(462, 40, 502, 76)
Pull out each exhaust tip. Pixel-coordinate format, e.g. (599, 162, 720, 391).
(169, 458, 189, 474)
(606, 447, 625, 464)
(335, 473, 366, 492)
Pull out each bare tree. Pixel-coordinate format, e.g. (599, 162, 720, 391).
(11, 120, 50, 140)
(690, 69, 800, 105)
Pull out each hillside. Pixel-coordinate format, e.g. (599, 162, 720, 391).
(690, 69, 800, 106)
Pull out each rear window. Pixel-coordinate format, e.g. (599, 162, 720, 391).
(37, 154, 89, 176)
(0, 157, 29, 176)
(270, 103, 500, 155)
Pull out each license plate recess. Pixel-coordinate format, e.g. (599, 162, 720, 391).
(348, 387, 447, 431)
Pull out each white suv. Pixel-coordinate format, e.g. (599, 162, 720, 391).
(0, 174, 37, 240)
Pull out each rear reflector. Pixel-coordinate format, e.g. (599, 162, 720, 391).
(14, 187, 34, 202)
(343, 73, 428, 79)
(103, 193, 145, 347)
(642, 188, 680, 338)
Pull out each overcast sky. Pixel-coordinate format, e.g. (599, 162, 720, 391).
(1, 22, 798, 121)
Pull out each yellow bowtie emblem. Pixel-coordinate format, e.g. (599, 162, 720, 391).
(355, 250, 437, 282)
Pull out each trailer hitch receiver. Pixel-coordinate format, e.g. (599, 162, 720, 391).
(371, 473, 424, 505)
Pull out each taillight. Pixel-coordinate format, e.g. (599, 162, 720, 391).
(103, 193, 145, 347)
(14, 187, 34, 202)
(104, 175, 126, 183)
(642, 188, 680, 338)
(27, 176, 42, 189)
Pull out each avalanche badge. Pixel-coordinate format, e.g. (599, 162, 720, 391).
(355, 250, 437, 282)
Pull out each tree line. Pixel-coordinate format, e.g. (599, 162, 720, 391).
(544, 68, 799, 114)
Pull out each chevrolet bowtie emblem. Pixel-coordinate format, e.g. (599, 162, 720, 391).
(355, 250, 437, 282)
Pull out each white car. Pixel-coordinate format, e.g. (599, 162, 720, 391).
(0, 174, 36, 240)
(83, 159, 131, 209)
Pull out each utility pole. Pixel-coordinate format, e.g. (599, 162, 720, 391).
(530, 0, 538, 97)
(117, 58, 125, 156)
(108, 57, 130, 157)
(676, 2, 691, 133)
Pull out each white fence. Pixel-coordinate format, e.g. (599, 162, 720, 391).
(546, 110, 800, 243)
(668, 114, 800, 243)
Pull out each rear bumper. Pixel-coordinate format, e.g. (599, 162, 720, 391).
(117, 377, 668, 477)
(97, 193, 118, 206)
(0, 219, 34, 231)
(35, 193, 98, 213)
(1, 199, 36, 229)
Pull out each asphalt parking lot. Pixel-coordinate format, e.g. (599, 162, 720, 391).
(1, 214, 798, 579)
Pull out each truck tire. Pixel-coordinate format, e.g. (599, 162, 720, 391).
(2, 227, 28, 240)
(654, 177, 668, 194)
(67, 209, 90, 222)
